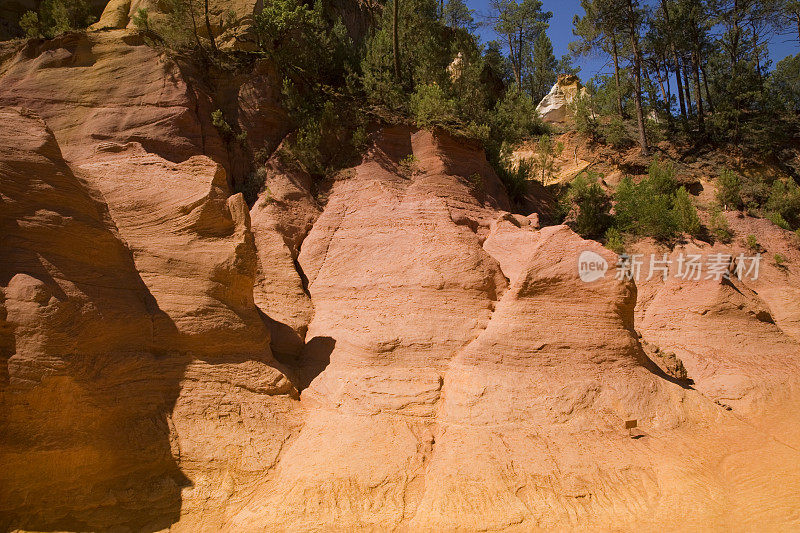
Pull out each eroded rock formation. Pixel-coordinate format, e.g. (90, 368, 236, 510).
(2, 28, 800, 532)
(536, 74, 588, 124)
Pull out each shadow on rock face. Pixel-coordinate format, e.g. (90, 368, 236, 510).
(0, 107, 190, 531)
(0, 302, 192, 533)
(300, 336, 336, 391)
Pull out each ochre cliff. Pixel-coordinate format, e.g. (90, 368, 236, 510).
(1, 29, 800, 532)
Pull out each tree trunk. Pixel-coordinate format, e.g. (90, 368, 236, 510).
(660, 0, 685, 119)
(204, 0, 217, 53)
(655, 60, 669, 116)
(674, 52, 687, 119)
(612, 36, 624, 117)
(701, 64, 714, 114)
(393, 0, 400, 82)
(730, 0, 741, 67)
(683, 62, 693, 116)
(188, 0, 205, 55)
(508, 36, 520, 87)
(796, 12, 800, 45)
(691, 50, 704, 134)
(627, 0, 648, 155)
(751, 24, 763, 95)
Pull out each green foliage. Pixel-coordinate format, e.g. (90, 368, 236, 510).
(443, 0, 477, 31)
(19, 11, 40, 38)
(361, 0, 449, 107)
(774, 253, 787, 267)
(241, 167, 268, 206)
(572, 93, 598, 138)
(716, 169, 742, 210)
(647, 156, 679, 196)
(745, 234, 761, 253)
(767, 212, 791, 230)
(767, 54, 800, 112)
(290, 119, 325, 174)
(145, 0, 207, 51)
(612, 159, 684, 241)
(496, 150, 533, 204)
(766, 179, 800, 229)
(398, 154, 420, 178)
(131, 8, 149, 32)
(410, 83, 457, 128)
(603, 117, 630, 148)
(614, 175, 678, 241)
(490, 89, 545, 149)
(211, 109, 234, 139)
(491, 0, 552, 87)
(18, 0, 94, 38)
(468, 172, 486, 201)
(584, 73, 634, 117)
(532, 134, 563, 185)
(604, 226, 625, 254)
(352, 126, 369, 153)
(254, 0, 354, 86)
(739, 173, 771, 211)
(556, 54, 580, 76)
(568, 170, 612, 238)
(527, 32, 557, 103)
(672, 186, 701, 237)
(710, 207, 733, 243)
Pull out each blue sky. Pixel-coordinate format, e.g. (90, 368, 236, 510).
(465, 0, 799, 80)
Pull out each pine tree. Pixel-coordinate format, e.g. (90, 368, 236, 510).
(491, 0, 552, 88)
(443, 0, 476, 31)
(571, 0, 627, 117)
(528, 32, 557, 102)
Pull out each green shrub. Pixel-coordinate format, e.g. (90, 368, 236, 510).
(767, 212, 791, 230)
(645, 117, 666, 144)
(767, 53, 800, 112)
(745, 234, 761, 253)
(716, 169, 742, 210)
(18, 0, 94, 38)
(647, 157, 679, 195)
(572, 93, 598, 138)
(253, 0, 353, 84)
(19, 11, 40, 38)
(614, 174, 678, 241)
(710, 208, 733, 243)
(291, 119, 325, 174)
(495, 148, 532, 204)
(490, 89, 544, 148)
(766, 179, 800, 229)
(211, 110, 232, 137)
(467, 172, 485, 201)
(604, 226, 625, 254)
(240, 167, 268, 205)
(569, 171, 612, 238)
(739, 173, 771, 211)
(603, 117, 630, 148)
(533, 134, 564, 185)
(398, 154, 419, 178)
(673, 186, 701, 237)
(131, 8, 149, 32)
(352, 126, 369, 153)
(410, 83, 457, 128)
(774, 253, 787, 267)
(211, 109, 243, 145)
